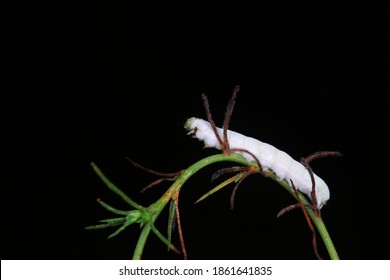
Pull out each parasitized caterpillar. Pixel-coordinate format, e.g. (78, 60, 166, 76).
(185, 117, 330, 208)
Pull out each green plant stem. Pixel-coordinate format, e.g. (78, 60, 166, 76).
(275, 178, 339, 260)
(132, 153, 339, 260)
(307, 209, 339, 259)
(91, 162, 143, 210)
(133, 154, 250, 259)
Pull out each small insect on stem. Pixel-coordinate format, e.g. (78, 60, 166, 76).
(187, 114, 342, 209)
(187, 87, 342, 259)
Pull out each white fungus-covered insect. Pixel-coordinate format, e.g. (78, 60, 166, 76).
(185, 117, 330, 208)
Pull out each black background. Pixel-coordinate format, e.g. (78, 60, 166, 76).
(2, 2, 389, 260)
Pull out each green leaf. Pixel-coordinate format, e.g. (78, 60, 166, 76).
(195, 172, 244, 204)
(167, 200, 176, 251)
(91, 162, 143, 210)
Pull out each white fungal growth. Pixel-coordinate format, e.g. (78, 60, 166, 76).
(185, 117, 330, 208)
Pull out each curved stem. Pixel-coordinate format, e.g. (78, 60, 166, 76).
(308, 210, 339, 259)
(132, 154, 252, 259)
(132, 153, 339, 260)
(133, 224, 152, 260)
(277, 178, 339, 259)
